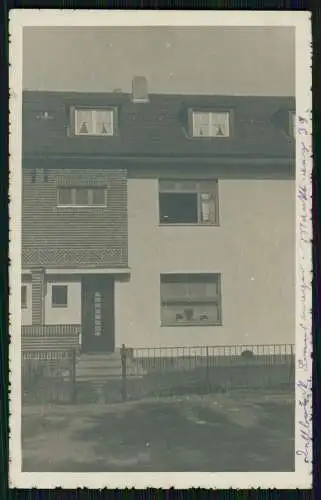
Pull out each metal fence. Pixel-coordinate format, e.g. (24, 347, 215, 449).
(120, 343, 295, 401)
(22, 350, 77, 404)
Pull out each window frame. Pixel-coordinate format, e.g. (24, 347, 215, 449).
(51, 285, 68, 309)
(188, 109, 231, 138)
(70, 106, 117, 137)
(56, 186, 107, 208)
(160, 273, 222, 327)
(21, 285, 27, 309)
(158, 179, 219, 226)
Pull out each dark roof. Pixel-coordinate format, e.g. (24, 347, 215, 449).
(22, 91, 295, 160)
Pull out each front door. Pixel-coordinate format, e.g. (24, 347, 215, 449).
(81, 275, 115, 353)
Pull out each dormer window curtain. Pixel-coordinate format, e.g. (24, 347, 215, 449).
(190, 110, 230, 138)
(73, 108, 115, 136)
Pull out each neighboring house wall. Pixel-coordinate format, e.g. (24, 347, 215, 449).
(22, 166, 128, 269)
(45, 279, 81, 325)
(115, 174, 295, 349)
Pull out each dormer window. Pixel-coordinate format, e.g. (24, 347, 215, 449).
(190, 110, 230, 138)
(73, 108, 115, 136)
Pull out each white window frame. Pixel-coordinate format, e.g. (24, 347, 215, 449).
(160, 273, 222, 327)
(57, 187, 107, 208)
(190, 110, 230, 138)
(51, 284, 68, 308)
(74, 108, 115, 136)
(159, 179, 219, 226)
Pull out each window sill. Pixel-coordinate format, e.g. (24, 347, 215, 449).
(159, 223, 220, 227)
(190, 135, 230, 139)
(56, 205, 107, 209)
(52, 305, 68, 309)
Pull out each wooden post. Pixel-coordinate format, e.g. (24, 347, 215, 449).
(121, 344, 127, 402)
(31, 268, 46, 326)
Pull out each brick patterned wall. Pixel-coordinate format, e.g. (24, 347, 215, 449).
(21, 324, 81, 352)
(22, 167, 128, 268)
(31, 269, 45, 325)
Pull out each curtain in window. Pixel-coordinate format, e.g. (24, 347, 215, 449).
(200, 192, 215, 223)
(92, 188, 106, 205)
(58, 187, 73, 205)
(210, 113, 229, 137)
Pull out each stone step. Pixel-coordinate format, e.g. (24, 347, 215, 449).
(76, 374, 143, 382)
(74, 378, 145, 403)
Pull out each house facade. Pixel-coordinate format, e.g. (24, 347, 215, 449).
(22, 77, 296, 353)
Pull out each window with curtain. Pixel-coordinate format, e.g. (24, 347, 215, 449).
(191, 111, 230, 137)
(159, 179, 219, 225)
(74, 108, 114, 136)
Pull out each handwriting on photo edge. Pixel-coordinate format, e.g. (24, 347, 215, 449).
(296, 113, 313, 468)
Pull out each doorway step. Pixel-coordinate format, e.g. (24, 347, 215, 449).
(76, 351, 146, 382)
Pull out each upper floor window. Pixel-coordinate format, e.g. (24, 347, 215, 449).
(57, 186, 107, 207)
(74, 108, 114, 136)
(290, 111, 296, 138)
(159, 179, 219, 225)
(190, 110, 230, 138)
(51, 285, 68, 308)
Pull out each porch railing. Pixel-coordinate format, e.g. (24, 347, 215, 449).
(120, 343, 295, 401)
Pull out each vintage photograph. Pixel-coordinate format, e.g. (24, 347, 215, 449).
(9, 11, 312, 490)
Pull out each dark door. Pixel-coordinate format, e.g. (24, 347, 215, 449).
(81, 276, 115, 353)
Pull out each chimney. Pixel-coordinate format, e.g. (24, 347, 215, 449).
(132, 76, 149, 103)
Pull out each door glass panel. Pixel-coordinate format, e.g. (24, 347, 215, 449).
(94, 291, 102, 337)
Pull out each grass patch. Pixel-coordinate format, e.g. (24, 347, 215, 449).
(22, 390, 295, 472)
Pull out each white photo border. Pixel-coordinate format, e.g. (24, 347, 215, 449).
(8, 9, 313, 490)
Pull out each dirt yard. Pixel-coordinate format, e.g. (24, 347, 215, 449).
(22, 390, 294, 472)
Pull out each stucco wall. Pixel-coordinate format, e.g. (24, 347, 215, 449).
(21, 282, 32, 325)
(115, 177, 295, 349)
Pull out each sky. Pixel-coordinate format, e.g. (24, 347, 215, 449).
(23, 26, 295, 96)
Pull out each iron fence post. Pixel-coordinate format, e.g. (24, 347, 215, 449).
(121, 344, 127, 402)
(206, 345, 211, 392)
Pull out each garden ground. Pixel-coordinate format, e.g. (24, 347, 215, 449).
(22, 389, 294, 472)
